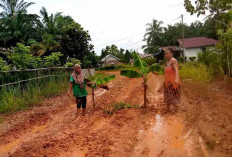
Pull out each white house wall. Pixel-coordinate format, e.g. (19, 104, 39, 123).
(184, 48, 202, 60)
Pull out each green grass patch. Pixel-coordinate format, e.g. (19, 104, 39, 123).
(180, 62, 212, 82)
(104, 102, 139, 115)
(0, 76, 69, 114)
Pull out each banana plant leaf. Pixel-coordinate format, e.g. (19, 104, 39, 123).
(102, 75, 116, 83)
(131, 52, 149, 74)
(120, 70, 142, 78)
(92, 74, 116, 88)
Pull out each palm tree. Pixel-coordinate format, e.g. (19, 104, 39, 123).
(40, 7, 74, 35)
(0, 0, 34, 18)
(143, 19, 164, 54)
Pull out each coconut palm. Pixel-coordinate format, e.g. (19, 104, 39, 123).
(40, 7, 74, 35)
(0, 0, 34, 18)
(143, 19, 164, 54)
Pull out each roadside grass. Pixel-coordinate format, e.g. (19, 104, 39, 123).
(0, 77, 69, 114)
(180, 62, 212, 82)
(104, 102, 139, 115)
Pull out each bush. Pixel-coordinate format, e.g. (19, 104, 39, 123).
(44, 52, 63, 67)
(197, 51, 224, 76)
(180, 62, 212, 82)
(142, 58, 157, 66)
(65, 58, 81, 67)
(189, 57, 196, 62)
(0, 57, 10, 71)
(8, 43, 34, 70)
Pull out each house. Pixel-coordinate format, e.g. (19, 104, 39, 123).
(177, 37, 219, 60)
(100, 54, 121, 67)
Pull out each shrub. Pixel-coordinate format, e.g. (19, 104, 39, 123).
(8, 43, 34, 70)
(142, 58, 157, 66)
(189, 56, 196, 62)
(65, 58, 81, 67)
(180, 62, 212, 82)
(44, 52, 63, 67)
(0, 57, 10, 71)
(197, 51, 224, 76)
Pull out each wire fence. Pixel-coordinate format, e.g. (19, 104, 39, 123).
(0, 67, 73, 86)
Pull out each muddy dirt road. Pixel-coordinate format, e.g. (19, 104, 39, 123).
(0, 72, 232, 157)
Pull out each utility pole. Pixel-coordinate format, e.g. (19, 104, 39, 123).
(181, 14, 186, 63)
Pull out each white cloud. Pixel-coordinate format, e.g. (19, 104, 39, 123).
(27, 0, 205, 55)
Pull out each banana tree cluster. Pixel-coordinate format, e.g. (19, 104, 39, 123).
(120, 52, 161, 108)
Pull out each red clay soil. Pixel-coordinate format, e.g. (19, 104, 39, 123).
(0, 72, 231, 157)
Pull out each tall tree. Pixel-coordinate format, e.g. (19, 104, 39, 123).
(0, 0, 42, 47)
(0, 0, 34, 18)
(40, 7, 74, 35)
(184, 0, 231, 18)
(143, 19, 164, 54)
(59, 23, 94, 63)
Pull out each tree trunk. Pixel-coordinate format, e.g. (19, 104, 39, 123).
(92, 88, 95, 109)
(143, 84, 148, 108)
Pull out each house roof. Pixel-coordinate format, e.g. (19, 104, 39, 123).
(177, 37, 219, 49)
(100, 54, 120, 62)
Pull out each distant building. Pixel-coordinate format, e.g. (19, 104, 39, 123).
(177, 37, 219, 60)
(154, 37, 219, 61)
(100, 54, 121, 67)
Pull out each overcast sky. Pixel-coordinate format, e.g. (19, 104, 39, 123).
(27, 0, 205, 55)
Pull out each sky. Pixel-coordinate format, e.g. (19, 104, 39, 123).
(26, 0, 205, 55)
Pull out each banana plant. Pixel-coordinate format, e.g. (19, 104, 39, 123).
(88, 74, 116, 109)
(120, 52, 161, 108)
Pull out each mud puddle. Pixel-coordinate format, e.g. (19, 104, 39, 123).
(132, 114, 197, 157)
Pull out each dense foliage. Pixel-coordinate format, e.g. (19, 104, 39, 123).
(143, 19, 217, 54)
(0, 0, 97, 69)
